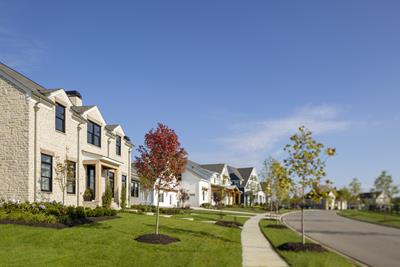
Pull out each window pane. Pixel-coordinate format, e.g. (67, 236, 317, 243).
(94, 136, 100, 146)
(41, 154, 51, 163)
(41, 177, 50, 191)
(56, 118, 64, 131)
(41, 165, 51, 178)
(88, 122, 94, 133)
(94, 125, 101, 135)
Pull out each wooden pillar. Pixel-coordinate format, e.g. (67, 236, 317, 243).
(95, 162, 101, 203)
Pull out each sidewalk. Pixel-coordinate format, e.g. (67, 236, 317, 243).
(241, 214, 288, 267)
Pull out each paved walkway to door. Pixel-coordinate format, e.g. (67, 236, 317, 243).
(241, 214, 288, 267)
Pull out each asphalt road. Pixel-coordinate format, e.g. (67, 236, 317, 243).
(283, 210, 400, 267)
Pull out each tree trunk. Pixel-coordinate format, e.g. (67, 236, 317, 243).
(301, 182, 305, 245)
(155, 189, 160, 235)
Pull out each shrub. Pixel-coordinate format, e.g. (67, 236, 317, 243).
(102, 182, 113, 209)
(200, 203, 211, 209)
(120, 186, 127, 209)
(83, 188, 94, 201)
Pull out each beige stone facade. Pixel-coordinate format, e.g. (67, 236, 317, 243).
(0, 63, 133, 207)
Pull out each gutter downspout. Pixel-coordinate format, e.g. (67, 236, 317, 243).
(33, 103, 40, 202)
(128, 148, 132, 205)
(77, 123, 82, 206)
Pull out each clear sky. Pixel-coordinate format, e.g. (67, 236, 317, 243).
(1, 0, 400, 191)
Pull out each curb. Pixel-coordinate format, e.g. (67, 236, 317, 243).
(337, 212, 400, 230)
(281, 211, 369, 267)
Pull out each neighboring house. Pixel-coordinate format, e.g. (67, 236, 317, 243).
(359, 191, 390, 210)
(232, 167, 265, 205)
(181, 160, 214, 207)
(129, 165, 141, 205)
(200, 163, 242, 206)
(0, 62, 133, 208)
(131, 165, 179, 208)
(305, 186, 336, 210)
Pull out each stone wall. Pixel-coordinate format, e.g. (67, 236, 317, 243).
(0, 78, 30, 201)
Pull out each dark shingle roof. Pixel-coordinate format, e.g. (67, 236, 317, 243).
(105, 124, 119, 132)
(187, 160, 215, 180)
(237, 167, 254, 187)
(227, 165, 244, 182)
(359, 192, 382, 199)
(200, 163, 226, 174)
(71, 105, 95, 114)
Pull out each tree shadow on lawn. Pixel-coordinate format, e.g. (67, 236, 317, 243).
(144, 224, 239, 244)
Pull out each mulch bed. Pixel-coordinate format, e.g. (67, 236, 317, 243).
(215, 220, 243, 228)
(0, 216, 118, 229)
(266, 224, 287, 229)
(277, 242, 327, 252)
(135, 233, 180, 244)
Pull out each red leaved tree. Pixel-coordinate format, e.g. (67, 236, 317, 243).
(135, 123, 188, 235)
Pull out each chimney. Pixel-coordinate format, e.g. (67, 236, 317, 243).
(66, 90, 83, 106)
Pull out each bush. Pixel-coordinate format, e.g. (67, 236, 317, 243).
(159, 208, 185, 215)
(83, 188, 94, 201)
(120, 186, 127, 209)
(102, 182, 113, 209)
(201, 203, 211, 208)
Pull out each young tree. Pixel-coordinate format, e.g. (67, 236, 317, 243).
(178, 188, 190, 208)
(349, 178, 362, 207)
(373, 171, 399, 200)
(284, 126, 335, 244)
(135, 123, 188, 235)
(212, 188, 226, 208)
(270, 160, 292, 221)
(336, 187, 351, 210)
(260, 158, 274, 210)
(54, 148, 75, 205)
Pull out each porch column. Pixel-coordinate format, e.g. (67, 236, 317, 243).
(115, 167, 120, 205)
(95, 162, 101, 202)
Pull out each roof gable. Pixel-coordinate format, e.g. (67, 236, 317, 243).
(200, 163, 226, 174)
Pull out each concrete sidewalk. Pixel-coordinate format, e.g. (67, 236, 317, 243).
(241, 214, 288, 267)
(191, 207, 258, 216)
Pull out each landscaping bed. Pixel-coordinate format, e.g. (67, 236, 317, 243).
(215, 220, 243, 228)
(135, 233, 180, 244)
(259, 219, 355, 267)
(0, 200, 117, 228)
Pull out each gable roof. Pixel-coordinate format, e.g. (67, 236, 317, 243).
(227, 165, 244, 182)
(186, 160, 215, 180)
(105, 124, 119, 131)
(237, 167, 255, 187)
(200, 163, 226, 174)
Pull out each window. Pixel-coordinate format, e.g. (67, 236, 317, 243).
(41, 154, 53, 192)
(159, 192, 164, 203)
(55, 103, 65, 132)
(86, 165, 96, 198)
(116, 136, 121, 156)
(169, 194, 172, 205)
(131, 180, 139, 197)
(122, 175, 126, 189)
(87, 121, 101, 147)
(202, 191, 206, 201)
(66, 161, 76, 194)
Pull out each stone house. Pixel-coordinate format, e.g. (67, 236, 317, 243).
(0, 62, 133, 208)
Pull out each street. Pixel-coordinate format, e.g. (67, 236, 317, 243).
(283, 210, 400, 267)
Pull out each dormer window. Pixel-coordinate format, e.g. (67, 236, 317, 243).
(55, 103, 65, 133)
(116, 136, 121, 156)
(87, 120, 101, 147)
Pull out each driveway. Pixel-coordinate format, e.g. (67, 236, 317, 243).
(283, 210, 400, 267)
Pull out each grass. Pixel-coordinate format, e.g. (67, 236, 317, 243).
(172, 211, 250, 225)
(222, 206, 266, 213)
(338, 210, 400, 228)
(0, 212, 242, 267)
(259, 219, 355, 267)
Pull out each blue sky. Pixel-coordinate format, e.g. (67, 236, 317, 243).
(1, 0, 400, 190)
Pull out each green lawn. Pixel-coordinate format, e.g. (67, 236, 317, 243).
(338, 210, 400, 228)
(0, 213, 242, 267)
(259, 219, 355, 267)
(222, 206, 266, 213)
(172, 211, 250, 225)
